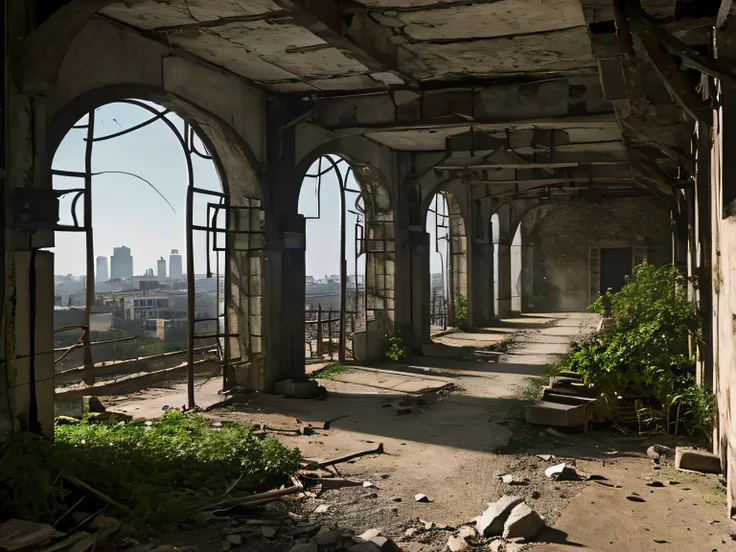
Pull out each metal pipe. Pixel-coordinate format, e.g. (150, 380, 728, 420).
(185, 131, 196, 409)
(83, 112, 96, 385)
(337, 164, 347, 362)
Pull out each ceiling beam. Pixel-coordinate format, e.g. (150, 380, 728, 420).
(465, 177, 637, 186)
(271, 0, 404, 77)
(435, 149, 629, 170)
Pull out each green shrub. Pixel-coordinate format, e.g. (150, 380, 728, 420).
(561, 262, 710, 438)
(385, 327, 409, 362)
(454, 294, 470, 331)
(0, 411, 301, 527)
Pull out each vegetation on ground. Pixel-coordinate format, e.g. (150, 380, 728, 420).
(313, 362, 349, 380)
(0, 411, 301, 527)
(554, 262, 714, 441)
(454, 294, 470, 331)
(384, 326, 410, 362)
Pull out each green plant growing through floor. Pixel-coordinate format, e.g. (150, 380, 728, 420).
(454, 294, 470, 331)
(556, 262, 711, 440)
(314, 362, 349, 380)
(385, 326, 409, 363)
(0, 411, 301, 527)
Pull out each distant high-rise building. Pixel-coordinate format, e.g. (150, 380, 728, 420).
(157, 257, 167, 279)
(169, 249, 183, 280)
(96, 256, 108, 282)
(110, 246, 133, 280)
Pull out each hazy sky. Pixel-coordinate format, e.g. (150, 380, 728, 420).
(52, 102, 445, 279)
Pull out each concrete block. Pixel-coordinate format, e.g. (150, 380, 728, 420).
(675, 447, 722, 474)
(502, 502, 544, 539)
(274, 379, 323, 399)
(476, 495, 523, 537)
(542, 388, 598, 406)
(525, 400, 591, 427)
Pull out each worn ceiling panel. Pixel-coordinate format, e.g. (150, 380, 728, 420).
(402, 27, 597, 79)
(168, 29, 301, 82)
(207, 21, 371, 78)
(309, 75, 385, 91)
(365, 126, 471, 150)
(102, 0, 281, 30)
(355, 0, 474, 7)
(395, 0, 586, 41)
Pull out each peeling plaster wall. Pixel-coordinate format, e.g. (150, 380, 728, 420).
(521, 197, 671, 312)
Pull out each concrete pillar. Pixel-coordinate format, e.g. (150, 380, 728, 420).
(469, 238, 493, 327)
(409, 229, 431, 346)
(494, 204, 513, 318)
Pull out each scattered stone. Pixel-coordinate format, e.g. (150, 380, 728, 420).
(544, 463, 581, 481)
(225, 535, 242, 545)
(457, 526, 476, 540)
(221, 542, 231, 552)
(403, 528, 417, 538)
(288, 544, 319, 552)
(646, 481, 665, 488)
(357, 529, 382, 542)
(371, 536, 401, 552)
(294, 523, 322, 537)
(289, 512, 307, 522)
(501, 474, 514, 484)
(421, 520, 434, 530)
(261, 526, 278, 539)
(626, 496, 646, 502)
(447, 535, 468, 551)
(476, 495, 524, 537)
(503, 502, 544, 539)
(0, 519, 65, 551)
(489, 540, 503, 552)
(315, 504, 331, 514)
(348, 544, 382, 552)
(392, 497, 403, 502)
(312, 531, 341, 547)
(647, 445, 675, 463)
(675, 447, 722, 474)
(363, 481, 375, 488)
(415, 494, 431, 502)
(536, 454, 553, 462)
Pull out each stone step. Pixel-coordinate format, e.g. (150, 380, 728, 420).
(525, 400, 592, 428)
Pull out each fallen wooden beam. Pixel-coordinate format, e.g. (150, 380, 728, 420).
(314, 443, 384, 469)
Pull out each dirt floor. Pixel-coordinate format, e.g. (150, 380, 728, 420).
(101, 313, 736, 551)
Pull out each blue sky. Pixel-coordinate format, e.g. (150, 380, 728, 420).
(52, 102, 445, 279)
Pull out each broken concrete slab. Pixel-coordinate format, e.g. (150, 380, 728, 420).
(370, 536, 402, 552)
(544, 463, 582, 481)
(675, 447, 722, 474)
(502, 502, 544, 539)
(525, 400, 591, 427)
(0, 519, 65, 551)
(476, 495, 524, 537)
(446, 535, 468, 551)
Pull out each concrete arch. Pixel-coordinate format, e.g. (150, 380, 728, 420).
(45, 84, 263, 202)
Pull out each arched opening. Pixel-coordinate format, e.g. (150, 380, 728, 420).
(299, 155, 366, 362)
(426, 192, 450, 330)
(511, 222, 523, 313)
(49, 99, 257, 411)
(491, 213, 500, 318)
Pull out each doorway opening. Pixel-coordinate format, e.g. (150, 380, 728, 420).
(600, 247, 633, 294)
(426, 192, 450, 330)
(299, 155, 365, 362)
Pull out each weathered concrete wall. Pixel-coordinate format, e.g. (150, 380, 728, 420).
(708, 88, 736, 514)
(521, 197, 671, 312)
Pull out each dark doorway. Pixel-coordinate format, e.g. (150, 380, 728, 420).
(600, 248, 632, 294)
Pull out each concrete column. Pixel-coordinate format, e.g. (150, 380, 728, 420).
(494, 204, 513, 318)
(696, 122, 714, 391)
(409, 229, 431, 347)
(469, 238, 493, 327)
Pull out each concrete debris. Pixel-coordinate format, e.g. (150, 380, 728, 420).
(225, 534, 242, 545)
(501, 474, 514, 484)
(288, 544, 319, 552)
(421, 520, 434, 530)
(370, 536, 402, 551)
(457, 526, 476, 540)
(675, 447, 722, 474)
(647, 445, 675, 463)
(315, 504, 331, 514)
(446, 536, 468, 551)
(363, 481, 376, 488)
(536, 454, 553, 462)
(312, 530, 341, 547)
(415, 494, 431, 502)
(502, 502, 544, 539)
(221, 542, 231, 552)
(489, 540, 503, 552)
(0, 519, 65, 551)
(403, 528, 417, 538)
(261, 526, 279, 539)
(544, 463, 582, 481)
(476, 495, 524, 537)
(357, 529, 382, 542)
